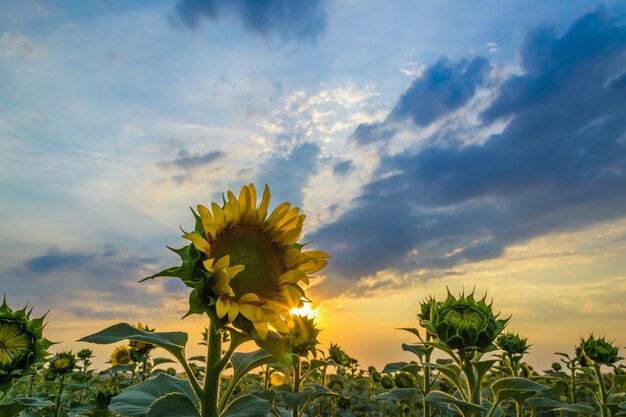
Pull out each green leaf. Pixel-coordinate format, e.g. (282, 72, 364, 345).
(308, 359, 331, 373)
(425, 391, 487, 417)
(79, 323, 188, 359)
(427, 362, 462, 387)
(0, 398, 53, 417)
(230, 349, 275, 382)
(398, 327, 423, 340)
(382, 362, 422, 378)
(473, 359, 497, 383)
(152, 357, 176, 367)
(253, 332, 292, 372)
(402, 343, 434, 360)
(220, 394, 271, 417)
(526, 398, 594, 414)
(146, 393, 200, 417)
(109, 374, 198, 417)
(372, 388, 417, 402)
(491, 377, 549, 403)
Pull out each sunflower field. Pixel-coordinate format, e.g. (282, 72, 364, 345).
(1, 184, 624, 417)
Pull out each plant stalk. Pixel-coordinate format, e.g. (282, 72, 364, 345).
(202, 321, 223, 417)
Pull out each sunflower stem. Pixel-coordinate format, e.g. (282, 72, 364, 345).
(202, 321, 223, 417)
(593, 363, 609, 417)
(292, 355, 302, 417)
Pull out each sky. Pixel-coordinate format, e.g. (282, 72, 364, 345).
(1, 0, 626, 372)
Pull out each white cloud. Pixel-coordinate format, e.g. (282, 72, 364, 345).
(0, 31, 39, 59)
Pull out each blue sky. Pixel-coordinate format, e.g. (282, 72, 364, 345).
(1, 0, 626, 368)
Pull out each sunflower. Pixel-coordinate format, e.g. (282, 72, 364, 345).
(0, 297, 52, 391)
(109, 345, 134, 366)
(49, 351, 76, 375)
(146, 184, 330, 339)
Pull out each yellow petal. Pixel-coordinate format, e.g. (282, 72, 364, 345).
(226, 191, 240, 224)
(227, 303, 239, 322)
(203, 258, 215, 270)
(263, 202, 290, 232)
(279, 269, 306, 285)
(275, 226, 303, 247)
(268, 315, 289, 334)
(298, 259, 328, 274)
(254, 321, 269, 339)
(182, 233, 211, 253)
(275, 207, 300, 231)
(238, 293, 261, 303)
(256, 184, 271, 223)
(197, 204, 218, 239)
(216, 297, 229, 319)
(303, 250, 332, 259)
(211, 202, 226, 227)
(239, 304, 263, 322)
(214, 255, 230, 271)
(226, 264, 245, 277)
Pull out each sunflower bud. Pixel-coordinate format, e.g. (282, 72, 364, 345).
(425, 291, 508, 352)
(496, 332, 529, 355)
(287, 315, 320, 357)
(129, 323, 156, 358)
(576, 335, 620, 366)
(49, 351, 76, 376)
(0, 297, 53, 391)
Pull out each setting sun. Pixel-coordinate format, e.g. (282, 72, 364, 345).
(289, 303, 320, 319)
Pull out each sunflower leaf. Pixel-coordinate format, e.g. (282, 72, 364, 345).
(79, 323, 188, 359)
(146, 392, 201, 417)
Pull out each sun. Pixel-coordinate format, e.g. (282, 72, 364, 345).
(289, 302, 319, 319)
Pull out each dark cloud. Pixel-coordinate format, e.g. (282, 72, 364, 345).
(312, 9, 626, 295)
(389, 56, 491, 126)
(25, 248, 94, 273)
(172, 0, 327, 42)
(7, 246, 163, 306)
(351, 56, 490, 146)
(332, 160, 354, 176)
(256, 142, 319, 208)
(157, 149, 225, 170)
(350, 123, 396, 146)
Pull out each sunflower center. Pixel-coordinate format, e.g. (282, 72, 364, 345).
(211, 225, 285, 301)
(0, 321, 32, 365)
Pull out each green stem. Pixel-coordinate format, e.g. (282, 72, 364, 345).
(569, 363, 577, 404)
(202, 321, 223, 417)
(593, 363, 609, 417)
(515, 400, 524, 417)
(423, 349, 432, 417)
(175, 352, 203, 401)
(54, 375, 66, 417)
(292, 356, 301, 417)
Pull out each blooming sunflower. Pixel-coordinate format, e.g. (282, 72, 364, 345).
(109, 345, 134, 366)
(145, 184, 330, 339)
(0, 297, 53, 391)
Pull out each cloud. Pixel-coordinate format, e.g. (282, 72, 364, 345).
(0, 31, 38, 59)
(389, 56, 491, 126)
(351, 56, 490, 146)
(332, 160, 354, 176)
(256, 142, 319, 208)
(172, 0, 327, 42)
(312, 9, 626, 295)
(25, 248, 95, 273)
(157, 149, 225, 170)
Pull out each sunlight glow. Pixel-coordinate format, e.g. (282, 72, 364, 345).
(289, 303, 319, 318)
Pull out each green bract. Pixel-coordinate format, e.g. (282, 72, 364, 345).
(287, 315, 320, 357)
(425, 291, 508, 352)
(497, 332, 529, 355)
(576, 335, 620, 366)
(0, 297, 53, 391)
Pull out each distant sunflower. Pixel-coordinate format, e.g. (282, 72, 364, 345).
(109, 345, 134, 366)
(147, 184, 330, 339)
